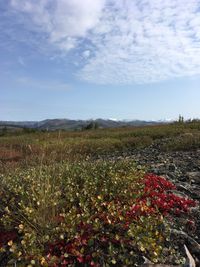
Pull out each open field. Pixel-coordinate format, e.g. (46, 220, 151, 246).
(1, 121, 200, 169)
(0, 122, 200, 266)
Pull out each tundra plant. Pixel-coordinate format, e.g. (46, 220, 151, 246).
(0, 160, 196, 266)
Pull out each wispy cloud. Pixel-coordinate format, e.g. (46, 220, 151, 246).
(10, 0, 105, 52)
(4, 0, 200, 84)
(79, 0, 200, 84)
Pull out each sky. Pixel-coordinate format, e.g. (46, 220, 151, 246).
(1, 0, 200, 121)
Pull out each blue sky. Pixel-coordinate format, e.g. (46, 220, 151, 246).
(1, 0, 200, 121)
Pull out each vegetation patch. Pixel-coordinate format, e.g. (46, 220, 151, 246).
(1, 122, 200, 266)
(0, 161, 196, 266)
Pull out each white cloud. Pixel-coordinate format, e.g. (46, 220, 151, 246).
(10, 0, 105, 52)
(8, 0, 200, 84)
(78, 0, 200, 84)
(82, 50, 91, 59)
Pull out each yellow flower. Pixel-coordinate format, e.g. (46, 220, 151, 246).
(9, 243, 16, 252)
(107, 218, 112, 224)
(21, 240, 26, 245)
(111, 259, 116, 264)
(19, 224, 24, 230)
(40, 257, 47, 266)
(60, 234, 64, 239)
(18, 251, 22, 257)
(0, 247, 6, 253)
(8, 240, 13, 246)
(5, 206, 10, 213)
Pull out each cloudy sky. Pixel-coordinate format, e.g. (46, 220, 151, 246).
(1, 0, 200, 121)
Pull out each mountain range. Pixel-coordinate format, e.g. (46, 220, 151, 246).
(0, 119, 170, 131)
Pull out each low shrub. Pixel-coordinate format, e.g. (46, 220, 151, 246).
(0, 161, 196, 266)
(162, 133, 200, 151)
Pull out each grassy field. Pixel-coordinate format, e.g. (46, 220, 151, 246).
(0, 122, 199, 266)
(1, 121, 200, 169)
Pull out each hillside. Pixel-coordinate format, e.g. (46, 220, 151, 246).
(0, 118, 167, 131)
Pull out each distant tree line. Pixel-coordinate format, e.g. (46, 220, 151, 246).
(82, 121, 99, 130)
(175, 115, 200, 124)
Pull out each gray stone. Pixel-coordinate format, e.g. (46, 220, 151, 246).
(168, 163, 177, 171)
(186, 172, 200, 185)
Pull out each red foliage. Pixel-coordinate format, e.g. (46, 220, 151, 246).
(127, 174, 196, 219)
(46, 174, 197, 266)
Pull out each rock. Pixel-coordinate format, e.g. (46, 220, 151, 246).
(168, 163, 177, 171)
(186, 172, 200, 185)
(179, 176, 187, 182)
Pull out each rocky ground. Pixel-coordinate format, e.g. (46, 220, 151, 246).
(112, 139, 200, 265)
